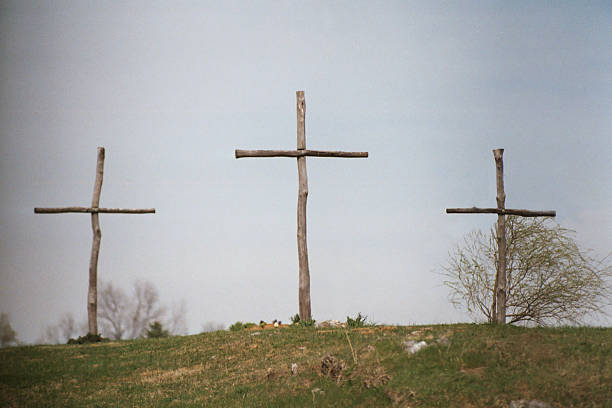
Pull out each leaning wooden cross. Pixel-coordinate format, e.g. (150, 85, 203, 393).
(446, 148, 555, 324)
(235, 91, 368, 321)
(35, 147, 155, 336)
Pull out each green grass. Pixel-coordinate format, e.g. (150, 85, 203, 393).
(1, 324, 610, 407)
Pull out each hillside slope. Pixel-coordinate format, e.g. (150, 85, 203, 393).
(1, 324, 610, 407)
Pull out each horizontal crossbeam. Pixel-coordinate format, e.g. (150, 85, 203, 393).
(34, 207, 156, 214)
(446, 207, 555, 217)
(235, 149, 368, 159)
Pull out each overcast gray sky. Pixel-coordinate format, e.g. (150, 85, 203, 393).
(2, 1, 611, 343)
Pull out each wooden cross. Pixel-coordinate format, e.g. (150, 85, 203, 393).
(35, 147, 155, 336)
(235, 91, 368, 321)
(446, 148, 555, 324)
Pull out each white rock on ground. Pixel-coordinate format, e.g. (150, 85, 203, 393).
(509, 400, 553, 408)
(403, 340, 428, 354)
(316, 320, 346, 328)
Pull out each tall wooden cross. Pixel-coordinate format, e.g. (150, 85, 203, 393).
(446, 148, 556, 324)
(235, 91, 368, 321)
(35, 147, 155, 336)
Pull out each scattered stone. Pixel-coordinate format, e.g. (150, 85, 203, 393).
(405, 328, 434, 340)
(320, 354, 346, 382)
(403, 340, 428, 354)
(252, 321, 289, 330)
(509, 400, 553, 408)
(317, 320, 347, 328)
(291, 363, 298, 375)
(250, 331, 261, 336)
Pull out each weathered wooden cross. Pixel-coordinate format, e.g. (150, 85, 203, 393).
(35, 147, 155, 336)
(235, 91, 368, 321)
(446, 148, 556, 324)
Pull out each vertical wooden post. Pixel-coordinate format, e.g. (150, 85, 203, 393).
(35, 146, 155, 337)
(296, 91, 311, 321)
(235, 92, 368, 322)
(88, 147, 105, 335)
(493, 148, 506, 324)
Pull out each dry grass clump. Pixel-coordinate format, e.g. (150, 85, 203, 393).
(320, 354, 346, 383)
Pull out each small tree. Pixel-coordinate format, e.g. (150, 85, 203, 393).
(443, 216, 612, 325)
(39, 313, 87, 344)
(98, 281, 131, 340)
(98, 280, 186, 340)
(146, 321, 169, 338)
(0, 313, 17, 347)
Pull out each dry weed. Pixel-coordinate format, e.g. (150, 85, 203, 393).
(139, 364, 205, 384)
(320, 354, 346, 383)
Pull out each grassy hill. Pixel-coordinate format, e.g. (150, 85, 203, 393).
(1, 324, 610, 407)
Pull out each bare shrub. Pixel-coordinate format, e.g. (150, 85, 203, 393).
(443, 216, 612, 325)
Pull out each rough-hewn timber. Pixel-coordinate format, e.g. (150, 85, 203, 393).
(445, 208, 555, 217)
(235, 91, 369, 322)
(445, 148, 556, 324)
(34, 147, 155, 335)
(35, 207, 156, 214)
